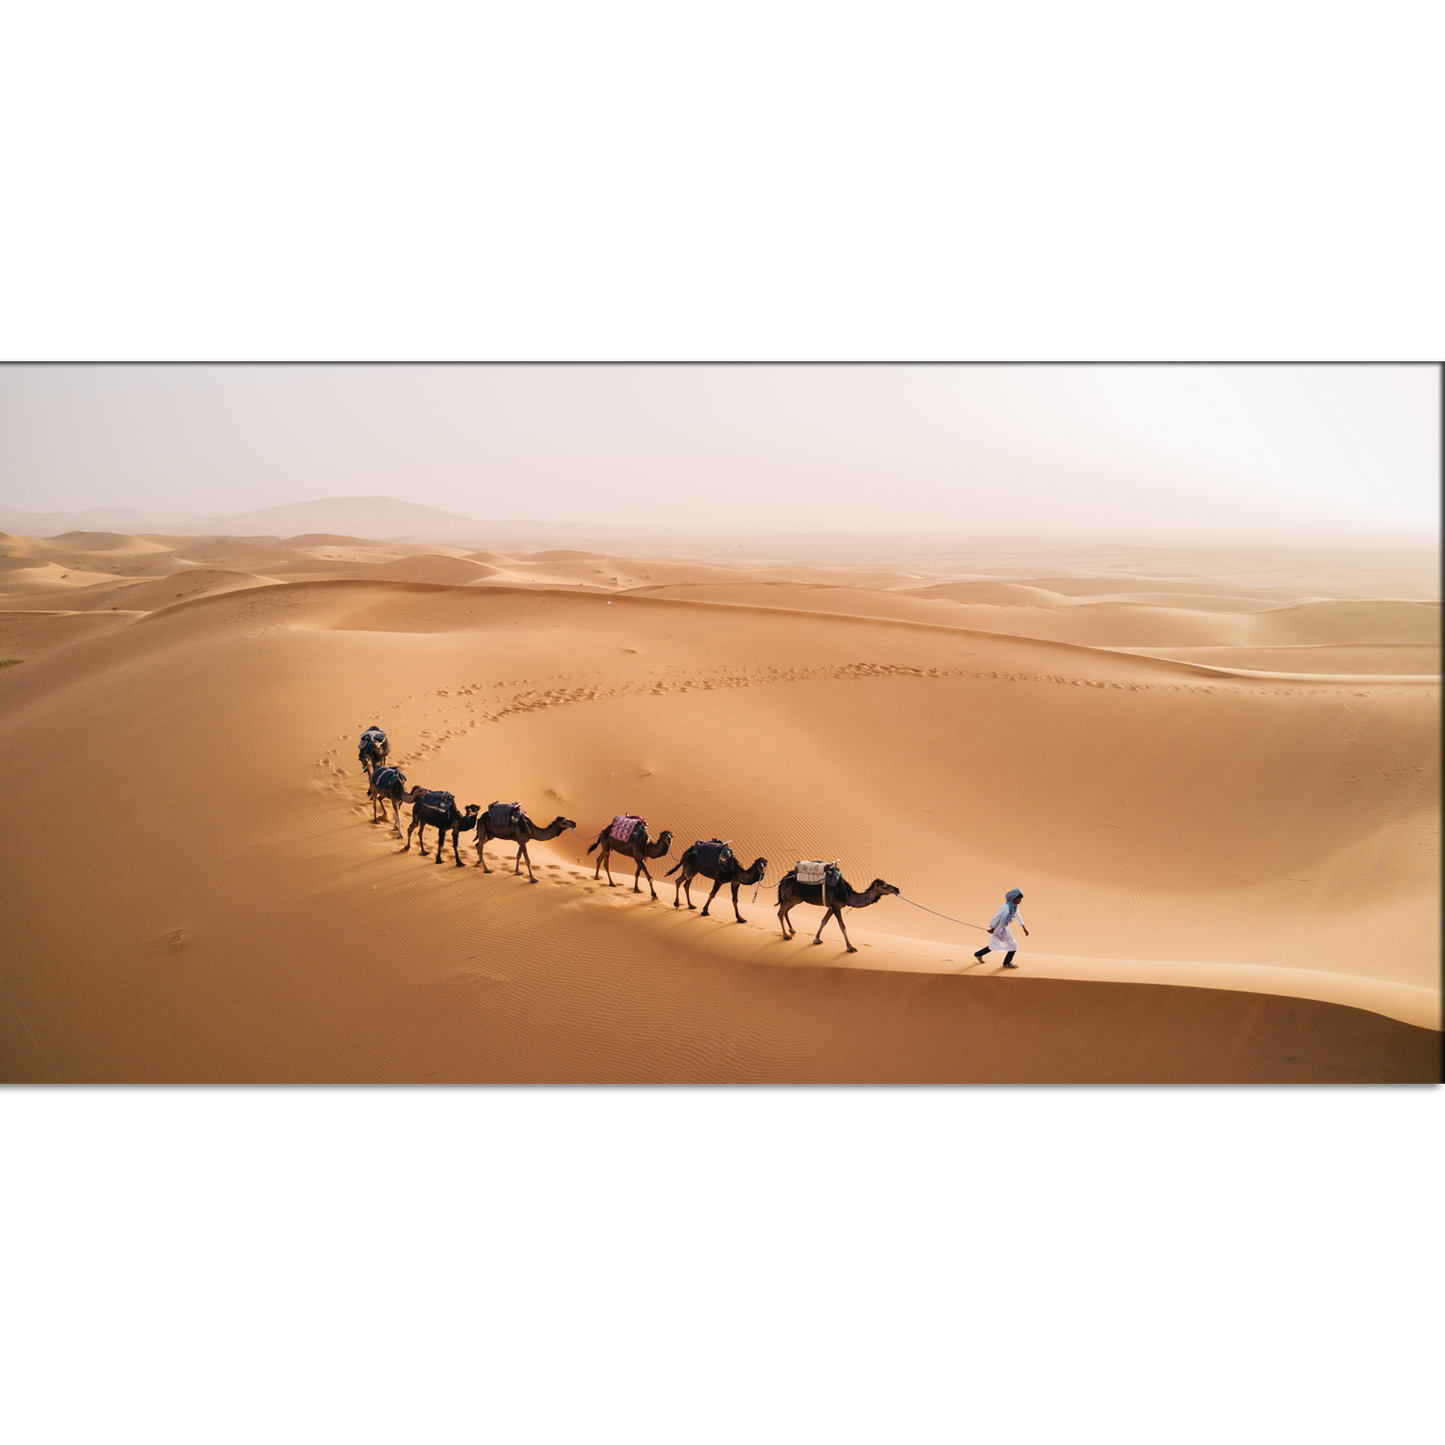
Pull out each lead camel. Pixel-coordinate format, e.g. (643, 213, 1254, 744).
(776, 869, 899, 953)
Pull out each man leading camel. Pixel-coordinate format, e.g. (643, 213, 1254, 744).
(974, 888, 1029, 969)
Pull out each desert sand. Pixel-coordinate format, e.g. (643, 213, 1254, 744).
(0, 530, 1437, 1083)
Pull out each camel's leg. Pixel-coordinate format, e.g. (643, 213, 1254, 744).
(673, 867, 688, 909)
(812, 904, 834, 944)
(634, 857, 656, 899)
(730, 881, 745, 924)
(476, 831, 493, 872)
(700, 876, 724, 917)
(814, 906, 854, 951)
(404, 818, 418, 853)
(778, 900, 793, 938)
(449, 826, 463, 866)
(602, 847, 616, 887)
(517, 841, 536, 882)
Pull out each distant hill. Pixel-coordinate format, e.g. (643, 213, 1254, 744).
(0, 496, 612, 542)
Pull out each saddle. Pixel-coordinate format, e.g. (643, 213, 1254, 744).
(359, 728, 387, 752)
(489, 801, 527, 832)
(692, 838, 733, 872)
(609, 814, 645, 844)
(418, 789, 455, 813)
(793, 859, 840, 889)
(372, 766, 403, 791)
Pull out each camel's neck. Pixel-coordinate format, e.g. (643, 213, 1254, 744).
(532, 819, 569, 840)
(842, 884, 885, 907)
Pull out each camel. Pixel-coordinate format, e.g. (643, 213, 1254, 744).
(776, 868, 900, 953)
(367, 764, 423, 832)
(587, 820, 674, 898)
(403, 791, 481, 866)
(666, 843, 768, 923)
(358, 727, 389, 774)
(475, 803, 577, 882)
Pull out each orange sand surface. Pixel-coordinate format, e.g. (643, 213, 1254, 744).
(1, 533, 1438, 1083)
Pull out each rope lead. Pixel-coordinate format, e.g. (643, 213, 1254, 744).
(896, 895, 991, 932)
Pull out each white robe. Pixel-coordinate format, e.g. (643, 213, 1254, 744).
(988, 904, 1025, 951)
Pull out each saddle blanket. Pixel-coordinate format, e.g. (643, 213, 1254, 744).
(609, 814, 644, 844)
(418, 790, 454, 813)
(692, 839, 733, 872)
(794, 860, 831, 886)
(371, 766, 403, 791)
(488, 801, 526, 831)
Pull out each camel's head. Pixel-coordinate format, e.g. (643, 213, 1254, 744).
(557, 817, 577, 832)
(872, 879, 901, 897)
(753, 857, 768, 879)
(459, 804, 481, 832)
(658, 830, 673, 848)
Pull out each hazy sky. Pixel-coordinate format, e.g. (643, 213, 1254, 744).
(0, 364, 1436, 539)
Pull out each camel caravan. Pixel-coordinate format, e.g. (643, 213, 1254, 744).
(358, 728, 897, 953)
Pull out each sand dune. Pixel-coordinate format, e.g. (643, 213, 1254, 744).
(0, 568, 271, 614)
(366, 554, 501, 585)
(1110, 643, 1440, 676)
(0, 561, 130, 593)
(48, 530, 177, 554)
(0, 609, 142, 659)
(0, 533, 1436, 1083)
(915, 580, 1284, 610)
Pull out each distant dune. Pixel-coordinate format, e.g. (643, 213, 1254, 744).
(366, 555, 501, 585)
(0, 530, 1437, 1083)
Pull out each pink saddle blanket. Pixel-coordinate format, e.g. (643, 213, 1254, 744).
(609, 814, 645, 844)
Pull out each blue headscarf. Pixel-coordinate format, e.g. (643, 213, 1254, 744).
(1003, 888, 1022, 918)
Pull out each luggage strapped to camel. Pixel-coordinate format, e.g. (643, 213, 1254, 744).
(692, 838, 734, 872)
(360, 727, 386, 753)
(489, 800, 526, 831)
(372, 766, 403, 790)
(419, 789, 454, 813)
(794, 859, 842, 899)
(609, 814, 645, 844)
